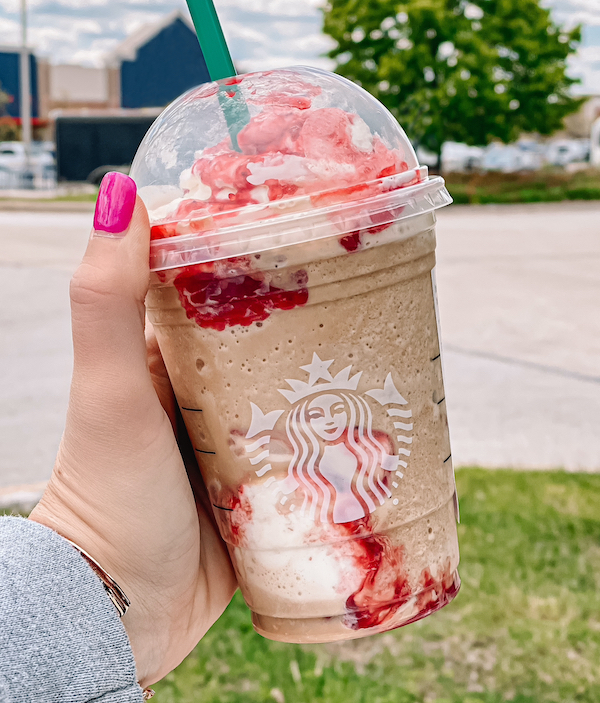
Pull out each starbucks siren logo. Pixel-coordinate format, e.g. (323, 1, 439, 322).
(244, 354, 413, 525)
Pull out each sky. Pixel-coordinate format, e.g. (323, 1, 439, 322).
(0, 0, 599, 95)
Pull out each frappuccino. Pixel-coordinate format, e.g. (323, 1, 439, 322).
(131, 66, 459, 643)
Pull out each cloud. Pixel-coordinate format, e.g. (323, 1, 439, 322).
(224, 22, 268, 45)
(0, 15, 18, 35)
(544, 0, 600, 27)
(569, 44, 600, 94)
(0, 0, 597, 94)
(218, 0, 324, 17)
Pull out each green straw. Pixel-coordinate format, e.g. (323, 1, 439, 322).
(186, 0, 250, 150)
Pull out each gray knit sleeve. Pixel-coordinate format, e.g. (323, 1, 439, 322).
(0, 516, 144, 703)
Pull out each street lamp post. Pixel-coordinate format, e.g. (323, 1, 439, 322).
(19, 0, 34, 188)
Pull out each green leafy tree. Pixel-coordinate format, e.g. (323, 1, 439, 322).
(0, 118, 21, 142)
(0, 81, 11, 116)
(0, 81, 21, 142)
(323, 0, 583, 164)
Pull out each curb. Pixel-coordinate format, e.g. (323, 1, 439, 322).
(0, 200, 95, 213)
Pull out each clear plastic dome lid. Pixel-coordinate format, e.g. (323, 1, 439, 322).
(130, 66, 451, 270)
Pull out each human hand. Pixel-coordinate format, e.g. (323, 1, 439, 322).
(29, 172, 237, 688)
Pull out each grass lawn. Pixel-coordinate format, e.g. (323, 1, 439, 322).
(153, 468, 600, 703)
(0, 192, 97, 203)
(446, 169, 600, 205)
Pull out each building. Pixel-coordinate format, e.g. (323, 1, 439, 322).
(105, 10, 210, 109)
(45, 11, 212, 181)
(563, 96, 600, 139)
(0, 46, 39, 121)
(3, 12, 212, 125)
(37, 62, 119, 114)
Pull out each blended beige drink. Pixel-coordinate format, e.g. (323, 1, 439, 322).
(131, 67, 460, 643)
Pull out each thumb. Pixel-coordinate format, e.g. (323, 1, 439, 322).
(70, 172, 150, 386)
(66, 172, 161, 448)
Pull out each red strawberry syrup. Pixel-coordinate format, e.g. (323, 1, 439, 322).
(209, 485, 253, 548)
(342, 518, 411, 630)
(173, 263, 308, 330)
(338, 216, 401, 253)
(343, 526, 459, 631)
(340, 232, 361, 252)
(216, 484, 458, 632)
(413, 559, 460, 620)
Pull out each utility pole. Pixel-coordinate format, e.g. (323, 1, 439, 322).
(19, 0, 34, 187)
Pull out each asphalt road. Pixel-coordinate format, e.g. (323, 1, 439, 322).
(1, 201, 599, 504)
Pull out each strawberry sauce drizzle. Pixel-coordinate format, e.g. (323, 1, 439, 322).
(343, 531, 459, 630)
(218, 488, 458, 632)
(414, 559, 460, 619)
(340, 517, 411, 630)
(150, 101, 409, 240)
(174, 263, 308, 330)
(210, 486, 253, 547)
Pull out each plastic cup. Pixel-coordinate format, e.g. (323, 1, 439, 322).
(130, 67, 460, 643)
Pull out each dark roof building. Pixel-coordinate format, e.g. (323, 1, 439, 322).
(0, 46, 39, 120)
(106, 11, 211, 109)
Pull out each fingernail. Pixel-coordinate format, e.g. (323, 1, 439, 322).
(93, 172, 137, 237)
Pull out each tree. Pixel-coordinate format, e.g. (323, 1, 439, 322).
(0, 119, 21, 142)
(322, 0, 584, 164)
(0, 81, 21, 142)
(0, 81, 11, 117)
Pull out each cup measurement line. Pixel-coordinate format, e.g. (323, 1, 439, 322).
(444, 454, 452, 463)
(212, 504, 233, 511)
(431, 354, 441, 362)
(437, 397, 446, 405)
(181, 407, 204, 412)
(195, 448, 216, 455)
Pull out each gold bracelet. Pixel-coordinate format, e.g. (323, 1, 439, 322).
(62, 537, 131, 618)
(62, 537, 155, 699)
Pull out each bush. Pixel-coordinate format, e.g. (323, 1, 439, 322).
(0, 118, 21, 142)
(565, 187, 600, 200)
(445, 169, 600, 205)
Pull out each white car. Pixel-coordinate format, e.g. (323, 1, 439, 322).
(481, 142, 544, 173)
(544, 139, 590, 168)
(442, 142, 485, 172)
(0, 141, 56, 187)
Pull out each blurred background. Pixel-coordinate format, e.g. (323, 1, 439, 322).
(0, 0, 599, 188)
(1, 1, 599, 701)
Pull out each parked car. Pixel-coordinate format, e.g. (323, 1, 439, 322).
(514, 140, 545, 170)
(0, 141, 56, 188)
(481, 142, 544, 172)
(544, 139, 590, 167)
(415, 142, 484, 172)
(592, 118, 600, 167)
(442, 142, 485, 172)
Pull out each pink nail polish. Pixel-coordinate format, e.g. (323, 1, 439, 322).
(93, 172, 137, 237)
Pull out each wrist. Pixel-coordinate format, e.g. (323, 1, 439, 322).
(28, 506, 165, 688)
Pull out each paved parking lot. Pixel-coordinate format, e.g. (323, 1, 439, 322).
(1, 201, 599, 505)
(435, 202, 600, 471)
